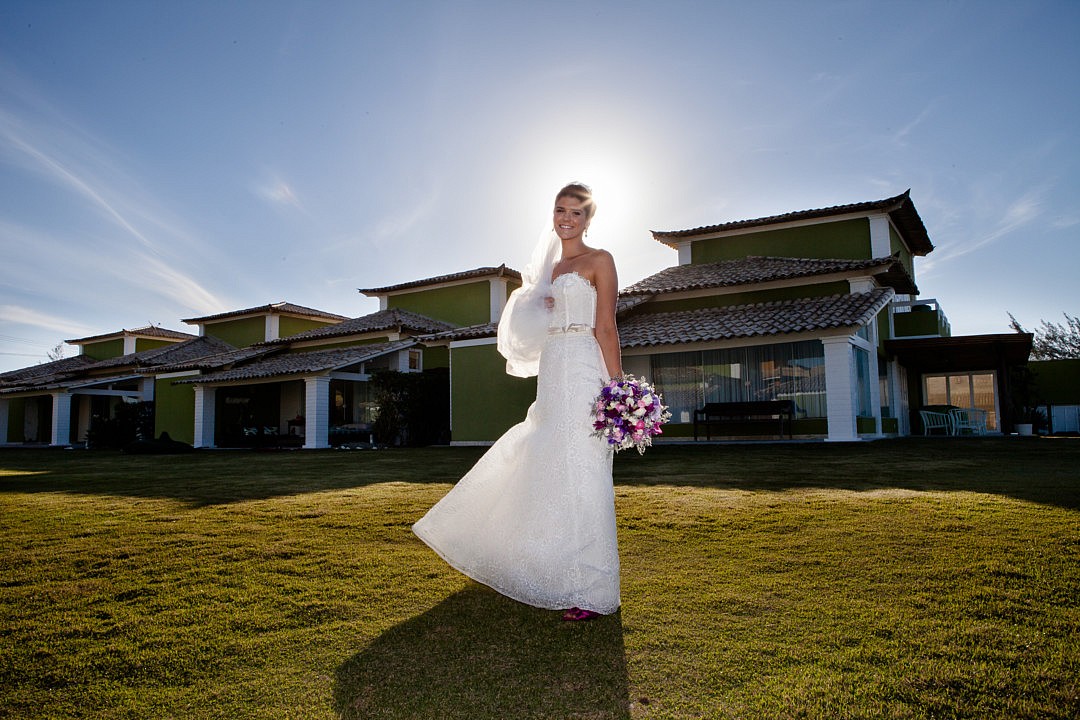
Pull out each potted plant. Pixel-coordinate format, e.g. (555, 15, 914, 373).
(1015, 406, 1047, 436)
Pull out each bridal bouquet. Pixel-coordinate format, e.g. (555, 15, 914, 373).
(591, 375, 672, 454)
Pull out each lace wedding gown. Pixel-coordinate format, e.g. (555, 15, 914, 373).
(413, 272, 620, 614)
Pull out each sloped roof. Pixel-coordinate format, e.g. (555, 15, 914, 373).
(173, 341, 415, 385)
(148, 344, 281, 374)
(420, 322, 499, 343)
(359, 265, 521, 295)
(417, 295, 655, 344)
(622, 256, 917, 296)
(0, 336, 236, 393)
(0, 354, 98, 388)
(618, 289, 895, 349)
(182, 302, 348, 324)
(652, 190, 933, 256)
(90, 335, 236, 370)
(262, 307, 456, 345)
(66, 325, 197, 345)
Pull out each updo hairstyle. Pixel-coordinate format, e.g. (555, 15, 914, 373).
(555, 182, 596, 221)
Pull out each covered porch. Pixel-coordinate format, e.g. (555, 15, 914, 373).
(885, 333, 1033, 435)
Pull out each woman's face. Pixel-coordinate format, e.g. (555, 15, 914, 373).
(553, 195, 590, 242)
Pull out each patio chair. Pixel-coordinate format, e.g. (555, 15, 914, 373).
(919, 410, 952, 436)
(949, 408, 988, 436)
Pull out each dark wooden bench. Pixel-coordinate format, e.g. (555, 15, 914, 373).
(693, 400, 796, 440)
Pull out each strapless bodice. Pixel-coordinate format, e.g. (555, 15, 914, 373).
(549, 272, 597, 330)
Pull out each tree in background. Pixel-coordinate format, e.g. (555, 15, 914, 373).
(1009, 312, 1080, 360)
(371, 368, 450, 447)
(46, 342, 65, 361)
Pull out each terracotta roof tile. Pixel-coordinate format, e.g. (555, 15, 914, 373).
(418, 296, 652, 344)
(0, 355, 98, 389)
(622, 256, 916, 295)
(1, 337, 238, 393)
(420, 322, 499, 343)
(91, 336, 236, 370)
(263, 308, 456, 345)
(150, 345, 280, 373)
(66, 325, 197, 344)
(652, 190, 933, 255)
(182, 302, 348, 324)
(174, 341, 415, 384)
(359, 265, 521, 295)
(619, 289, 894, 349)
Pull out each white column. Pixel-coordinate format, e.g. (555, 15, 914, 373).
(822, 337, 858, 442)
(265, 314, 280, 342)
(304, 376, 331, 449)
(0, 398, 9, 443)
(489, 278, 507, 323)
(193, 385, 216, 448)
(869, 215, 892, 258)
(677, 242, 692, 265)
(140, 377, 155, 402)
(50, 392, 72, 447)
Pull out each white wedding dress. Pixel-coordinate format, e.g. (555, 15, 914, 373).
(413, 272, 620, 614)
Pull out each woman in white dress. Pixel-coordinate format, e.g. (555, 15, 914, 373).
(413, 183, 622, 621)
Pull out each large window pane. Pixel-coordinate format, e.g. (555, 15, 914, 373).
(652, 351, 702, 424)
(855, 348, 872, 417)
(925, 376, 948, 405)
(652, 341, 826, 420)
(878, 358, 892, 418)
(922, 371, 998, 431)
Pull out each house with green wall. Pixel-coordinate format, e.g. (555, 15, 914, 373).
(154, 267, 521, 449)
(0, 326, 207, 446)
(624, 190, 1031, 440)
(4, 191, 1049, 449)
(423, 191, 1033, 444)
(358, 265, 532, 444)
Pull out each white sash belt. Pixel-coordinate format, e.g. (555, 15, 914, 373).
(548, 323, 593, 336)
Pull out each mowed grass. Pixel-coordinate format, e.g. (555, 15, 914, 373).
(1, 438, 1078, 719)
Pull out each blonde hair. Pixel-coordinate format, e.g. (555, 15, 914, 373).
(555, 182, 596, 220)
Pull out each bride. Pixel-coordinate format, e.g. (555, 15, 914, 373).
(413, 182, 622, 621)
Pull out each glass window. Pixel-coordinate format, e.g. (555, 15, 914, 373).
(854, 347, 873, 417)
(878, 357, 892, 418)
(922, 372, 998, 431)
(652, 340, 826, 421)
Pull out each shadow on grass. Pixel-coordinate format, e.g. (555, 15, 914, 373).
(1, 438, 1078, 510)
(333, 584, 629, 720)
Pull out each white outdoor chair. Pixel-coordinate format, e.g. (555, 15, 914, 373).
(919, 410, 952, 436)
(949, 408, 988, 436)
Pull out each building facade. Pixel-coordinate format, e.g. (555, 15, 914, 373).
(2, 193, 1039, 448)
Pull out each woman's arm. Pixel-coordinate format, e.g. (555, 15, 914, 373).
(591, 250, 623, 378)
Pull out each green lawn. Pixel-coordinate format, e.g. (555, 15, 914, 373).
(1, 438, 1078, 719)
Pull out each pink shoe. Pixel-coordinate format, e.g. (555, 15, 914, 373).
(562, 607, 600, 621)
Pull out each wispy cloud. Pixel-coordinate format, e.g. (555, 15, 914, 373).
(922, 187, 1046, 272)
(254, 174, 306, 212)
(0, 304, 96, 337)
(369, 183, 440, 248)
(126, 252, 225, 315)
(0, 111, 160, 255)
(0, 99, 228, 319)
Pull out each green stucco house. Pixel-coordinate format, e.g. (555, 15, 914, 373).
(2, 191, 1046, 448)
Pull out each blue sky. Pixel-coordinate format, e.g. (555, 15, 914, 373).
(1, 0, 1077, 372)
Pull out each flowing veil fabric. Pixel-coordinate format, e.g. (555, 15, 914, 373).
(497, 228, 559, 377)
